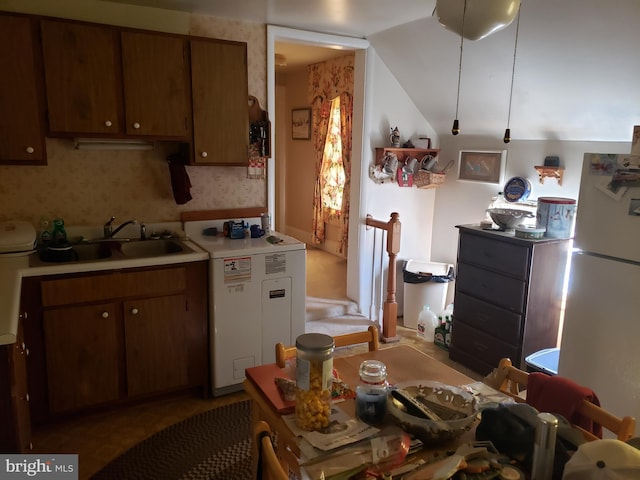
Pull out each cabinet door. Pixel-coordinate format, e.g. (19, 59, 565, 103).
(121, 31, 191, 138)
(43, 303, 120, 413)
(40, 19, 123, 135)
(0, 14, 46, 165)
(190, 39, 249, 165)
(9, 321, 31, 452)
(0, 321, 32, 453)
(124, 294, 188, 397)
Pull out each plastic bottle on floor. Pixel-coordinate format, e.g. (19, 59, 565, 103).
(417, 305, 438, 342)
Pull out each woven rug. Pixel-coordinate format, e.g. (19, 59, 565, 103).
(91, 400, 253, 480)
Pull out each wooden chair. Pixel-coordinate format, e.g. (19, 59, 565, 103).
(490, 358, 636, 442)
(254, 420, 289, 480)
(275, 325, 379, 368)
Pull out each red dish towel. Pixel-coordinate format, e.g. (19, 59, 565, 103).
(526, 372, 603, 438)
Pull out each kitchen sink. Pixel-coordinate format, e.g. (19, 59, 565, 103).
(30, 238, 195, 266)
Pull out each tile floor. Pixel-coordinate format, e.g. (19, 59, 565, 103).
(30, 247, 481, 480)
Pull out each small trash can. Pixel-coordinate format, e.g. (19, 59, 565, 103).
(402, 260, 454, 329)
(525, 348, 560, 375)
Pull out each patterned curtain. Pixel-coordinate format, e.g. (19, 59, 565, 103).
(308, 55, 354, 248)
(338, 91, 353, 255)
(310, 95, 330, 244)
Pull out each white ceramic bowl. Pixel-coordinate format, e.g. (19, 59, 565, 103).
(488, 208, 535, 231)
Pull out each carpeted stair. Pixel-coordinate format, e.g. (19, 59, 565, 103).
(305, 296, 378, 337)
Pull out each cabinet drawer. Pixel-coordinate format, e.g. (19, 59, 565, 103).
(121, 268, 186, 297)
(456, 263, 526, 312)
(450, 320, 520, 372)
(41, 267, 187, 306)
(458, 233, 530, 279)
(453, 292, 523, 344)
(42, 273, 119, 306)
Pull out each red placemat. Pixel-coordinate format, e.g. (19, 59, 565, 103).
(245, 363, 295, 414)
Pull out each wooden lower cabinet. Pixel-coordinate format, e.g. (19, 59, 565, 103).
(124, 294, 189, 397)
(43, 303, 120, 413)
(22, 261, 209, 425)
(0, 321, 32, 452)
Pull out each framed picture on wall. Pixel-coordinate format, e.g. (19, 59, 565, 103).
(292, 108, 311, 140)
(457, 150, 507, 184)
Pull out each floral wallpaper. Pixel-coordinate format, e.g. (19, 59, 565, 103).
(0, 12, 267, 227)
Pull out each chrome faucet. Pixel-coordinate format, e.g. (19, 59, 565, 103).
(104, 217, 138, 239)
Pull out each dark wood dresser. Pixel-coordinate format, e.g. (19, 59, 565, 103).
(449, 225, 571, 375)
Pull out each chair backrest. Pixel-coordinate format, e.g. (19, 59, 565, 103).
(493, 358, 636, 442)
(275, 325, 379, 368)
(254, 420, 289, 480)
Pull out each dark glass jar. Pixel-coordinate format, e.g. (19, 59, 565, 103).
(356, 360, 388, 425)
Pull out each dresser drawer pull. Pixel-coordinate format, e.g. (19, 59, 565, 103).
(477, 313, 490, 323)
(101, 311, 109, 319)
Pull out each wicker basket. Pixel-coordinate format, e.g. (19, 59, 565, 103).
(414, 170, 446, 189)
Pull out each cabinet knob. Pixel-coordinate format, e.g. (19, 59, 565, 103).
(132, 122, 141, 129)
(130, 307, 139, 315)
(105, 120, 112, 127)
(25, 147, 34, 154)
(101, 311, 109, 318)
(201, 151, 208, 158)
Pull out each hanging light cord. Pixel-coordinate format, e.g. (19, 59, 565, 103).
(504, 6, 522, 142)
(452, 0, 467, 135)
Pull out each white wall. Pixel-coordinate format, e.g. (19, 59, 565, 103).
(355, 48, 441, 320)
(363, 50, 440, 263)
(431, 138, 632, 266)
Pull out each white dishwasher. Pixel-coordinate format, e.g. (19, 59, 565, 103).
(184, 220, 306, 396)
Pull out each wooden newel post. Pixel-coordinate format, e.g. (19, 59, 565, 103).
(365, 212, 401, 342)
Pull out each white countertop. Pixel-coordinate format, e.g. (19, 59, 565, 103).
(0, 237, 209, 345)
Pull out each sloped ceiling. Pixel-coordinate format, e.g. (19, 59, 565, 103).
(106, 0, 640, 142)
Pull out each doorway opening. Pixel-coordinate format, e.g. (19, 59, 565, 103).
(267, 27, 368, 309)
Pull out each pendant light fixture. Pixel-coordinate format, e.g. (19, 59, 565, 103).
(451, 0, 467, 136)
(435, 0, 521, 41)
(503, 4, 522, 144)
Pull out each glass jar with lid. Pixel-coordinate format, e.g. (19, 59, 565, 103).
(356, 360, 388, 425)
(295, 333, 335, 431)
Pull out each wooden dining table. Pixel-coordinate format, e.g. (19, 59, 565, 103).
(243, 344, 480, 479)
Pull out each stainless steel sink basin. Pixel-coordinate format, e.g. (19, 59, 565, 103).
(73, 243, 114, 261)
(119, 239, 188, 258)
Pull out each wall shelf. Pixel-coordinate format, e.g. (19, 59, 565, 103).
(534, 166, 564, 185)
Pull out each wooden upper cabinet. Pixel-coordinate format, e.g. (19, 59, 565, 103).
(190, 39, 249, 165)
(0, 14, 46, 165)
(40, 20, 191, 139)
(121, 31, 191, 138)
(40, 19, 122, 136)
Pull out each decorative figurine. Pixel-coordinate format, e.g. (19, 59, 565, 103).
(389, 127, 400, 147)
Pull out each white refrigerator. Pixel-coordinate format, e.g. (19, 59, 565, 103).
(558, 153, 640, 437)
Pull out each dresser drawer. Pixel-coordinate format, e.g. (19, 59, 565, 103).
(458, 232, 530, 279)
(453, 292, 523, 344)
(450, 320, 520, 372)
(455, 263, 526, 312)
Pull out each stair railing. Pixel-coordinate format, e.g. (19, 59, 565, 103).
(365, 212, 400, 342)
